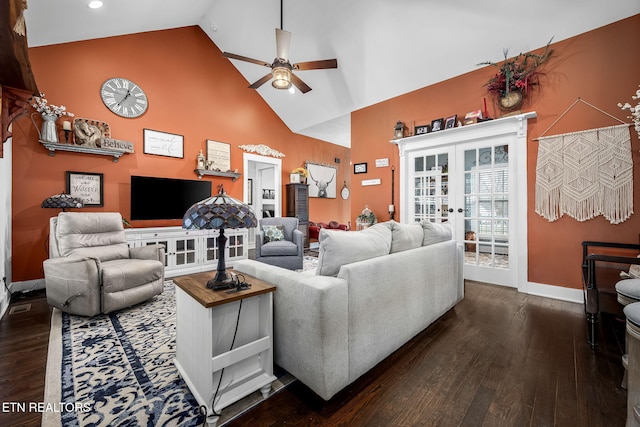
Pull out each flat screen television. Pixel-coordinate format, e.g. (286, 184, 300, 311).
(130, 176, 212, 220)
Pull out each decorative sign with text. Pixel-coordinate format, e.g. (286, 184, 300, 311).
(66, 171, 104, 206)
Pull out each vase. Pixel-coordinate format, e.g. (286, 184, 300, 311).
(31, 113, 59, 143)
(498, 90, 523, 111)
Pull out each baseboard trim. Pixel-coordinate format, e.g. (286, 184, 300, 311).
(9, 278, 45, 293)
(525, 281, 584, 304)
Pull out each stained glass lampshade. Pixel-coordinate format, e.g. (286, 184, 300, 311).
(41, 193, 84, 211)
(183, 185, 257, 289)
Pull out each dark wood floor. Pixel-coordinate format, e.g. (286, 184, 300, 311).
(0, 281, 627, 427)
(230, 281, 627, 427)
(0, 290, 52, 427)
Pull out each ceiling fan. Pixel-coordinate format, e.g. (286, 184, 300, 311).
(222, 0, 337, 94)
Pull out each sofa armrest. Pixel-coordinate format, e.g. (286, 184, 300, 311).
(43, 256, 102, 316)
(233, 259, 350, 400)
(129, 244, 165, 263)
(292, 229, 303, 255)
(255, 231, 264, 257)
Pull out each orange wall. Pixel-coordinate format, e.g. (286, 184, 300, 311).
(11, 26, 350, 282)
(351, 15, 640, 290)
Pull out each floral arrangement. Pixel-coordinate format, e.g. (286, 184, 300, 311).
(478, 39, 553, 97)
(291, 167, 308, 178)
(618, 85, 640, 138)
(29, 93, 74, 118)
(356, 205, 377, 225)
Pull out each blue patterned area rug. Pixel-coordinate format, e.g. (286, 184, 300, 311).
(43, 281, 294, 427)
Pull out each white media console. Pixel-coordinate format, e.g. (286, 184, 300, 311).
(125, 226, 248, 278)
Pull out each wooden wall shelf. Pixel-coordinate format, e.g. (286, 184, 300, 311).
(195, 168, 241, 181)
(40, 141, 127, 162)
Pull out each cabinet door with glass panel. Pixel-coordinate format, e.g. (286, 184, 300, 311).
(410, 148, 454, 225)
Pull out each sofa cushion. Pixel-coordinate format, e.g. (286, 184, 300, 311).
(260, 240, 299, 256)
(421, 221, 452, 246)
(263, 224, 285, 243)
(388, 221, 423, 253)
(316, 223, 392, 276)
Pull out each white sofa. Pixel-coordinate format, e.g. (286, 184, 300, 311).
(234, 220, 464, 400)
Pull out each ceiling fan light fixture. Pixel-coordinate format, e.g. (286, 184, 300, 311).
(272, 66, 292, 90)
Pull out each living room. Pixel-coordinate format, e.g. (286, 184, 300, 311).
(1, 2, 640, 426)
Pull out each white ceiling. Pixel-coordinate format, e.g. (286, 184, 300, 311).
(24, 1, 640, 147)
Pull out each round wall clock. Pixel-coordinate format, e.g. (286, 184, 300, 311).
(100, 77, 148, 118)
(341, 181, 350, 200)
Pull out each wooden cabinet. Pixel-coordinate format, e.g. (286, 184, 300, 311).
(125, 226, 248, 278)
(173, 271, 276, 424)
(286, 183, 309, 249)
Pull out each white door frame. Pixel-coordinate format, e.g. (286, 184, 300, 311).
(397, 113, 535, 292)
(243, 153, 282, 247)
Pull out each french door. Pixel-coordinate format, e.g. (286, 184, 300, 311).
(399, 114, 533, 290)
(407, 136, 518, 287)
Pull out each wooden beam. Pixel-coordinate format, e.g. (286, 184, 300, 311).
(0, 0, 39, 157)
(1, 85, 32, 156)
(0, 0, 38, 92)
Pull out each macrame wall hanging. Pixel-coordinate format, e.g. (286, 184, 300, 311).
(535, 98, 634, 224)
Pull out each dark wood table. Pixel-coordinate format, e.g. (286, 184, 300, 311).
(173, 270, 276, 308)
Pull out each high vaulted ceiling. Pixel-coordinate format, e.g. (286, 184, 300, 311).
(24, 1, 640, 147)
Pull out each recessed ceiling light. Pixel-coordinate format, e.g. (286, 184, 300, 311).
(88, 1, 103, 9)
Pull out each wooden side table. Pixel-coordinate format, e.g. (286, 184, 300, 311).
(173, 270, 276, 427)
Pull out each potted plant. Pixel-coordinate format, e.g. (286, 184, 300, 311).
(291, 167, 309, 184)
(478, 39, 553, 112)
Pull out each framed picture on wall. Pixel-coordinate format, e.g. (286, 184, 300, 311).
(306, 162, 337, 198)
(354, 162, 368, 174)
(143, 129, 184, 158)
(66, 171, 104, 206)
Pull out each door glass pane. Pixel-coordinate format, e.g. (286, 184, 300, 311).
(463, 145, 510, 271)
(438, 153, 448, 172)
(465, 149, 476, 171)
(465, 172, 476, 194)
(426, 155, 436, 171)
(412, 152, 449, 224)
(495, 145, 508, 165)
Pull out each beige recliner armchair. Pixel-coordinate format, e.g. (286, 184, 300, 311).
(44, 212, 165, 316)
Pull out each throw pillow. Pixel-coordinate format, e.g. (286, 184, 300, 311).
(316, 223, 392, 276)
(262, 225, 285, 243)
(421, 221, 452, 246)
(388, 221, 423, 253)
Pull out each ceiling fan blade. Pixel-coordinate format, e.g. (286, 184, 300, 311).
(223, 52, 271, 68)
(293, 59, 338, 71)
(275, 28, 291, 60)
(290, 72, 312, 94)
(248, 73, 274, 89)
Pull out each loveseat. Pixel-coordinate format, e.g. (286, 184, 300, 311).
(234, 220, 464, 400)
(309, 220, 349, 240)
